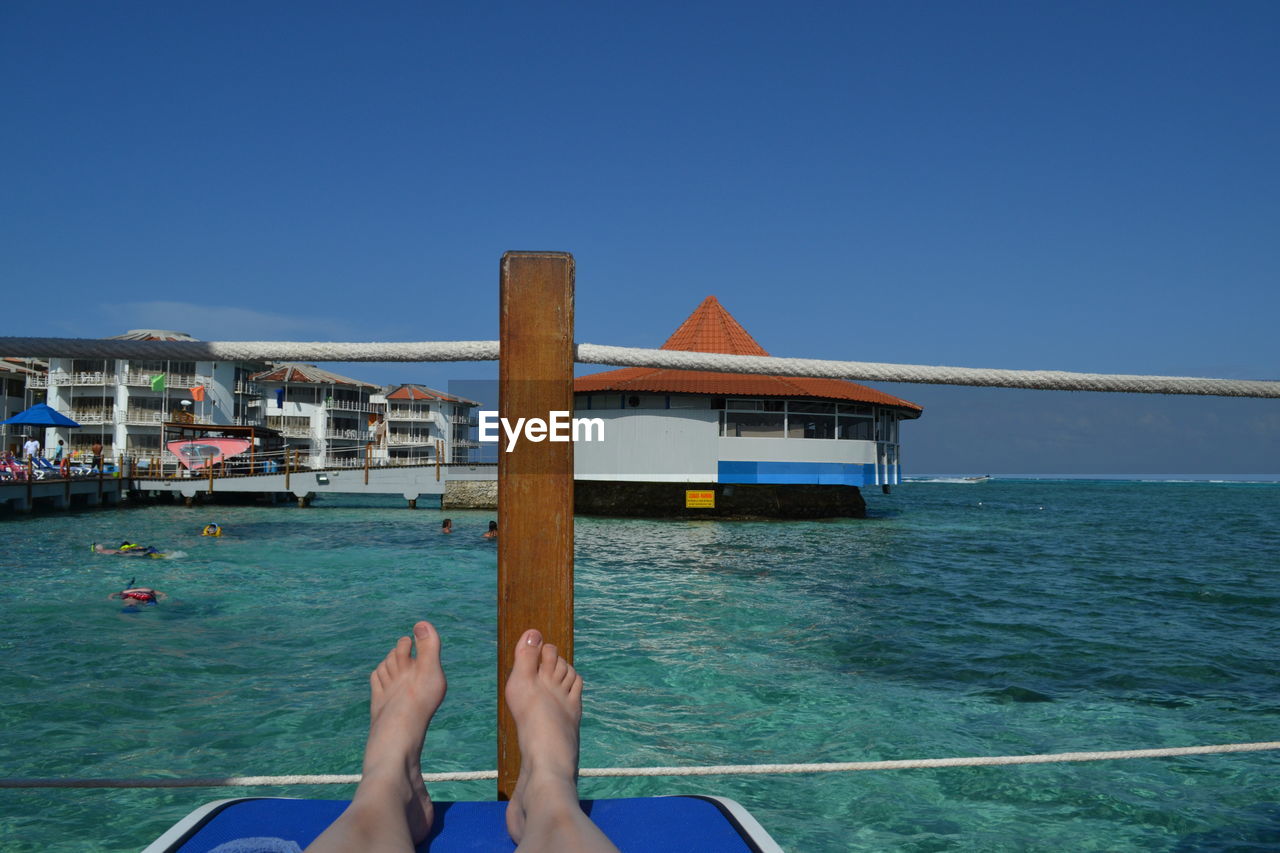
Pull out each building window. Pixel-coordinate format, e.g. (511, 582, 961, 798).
(717, 398, 890, 441)
(721, 410, 786, 437)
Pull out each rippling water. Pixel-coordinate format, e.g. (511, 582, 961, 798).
(1, 480, 1277, 851)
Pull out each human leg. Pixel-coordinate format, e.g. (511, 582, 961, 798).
(504, 629, 619, 853)
(305, 620, 446, 853)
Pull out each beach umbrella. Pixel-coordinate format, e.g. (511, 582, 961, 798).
(0, 403, 82, 429)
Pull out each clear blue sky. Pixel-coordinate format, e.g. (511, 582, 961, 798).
(4, 1, 1277, 474)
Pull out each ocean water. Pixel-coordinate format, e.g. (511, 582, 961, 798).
(1, 479, 1278, 852)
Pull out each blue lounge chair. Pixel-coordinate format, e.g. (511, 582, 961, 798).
(145, 795, 783, 852)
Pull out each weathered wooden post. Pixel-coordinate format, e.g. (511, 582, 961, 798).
(496, 251, 575, 800)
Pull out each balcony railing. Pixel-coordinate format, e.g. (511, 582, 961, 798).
(325, 400, 380, 414)
(123, 410, 167, 425)
(70, 409, 115, 425)
(234, 381, 262, 396)
(386, 408, 435, 421)
(387, 435, 435, 446)
(122, 372, 203, 389)
(29, 371, 119, 388)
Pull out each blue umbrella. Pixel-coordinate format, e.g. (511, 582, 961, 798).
(0, 403, 81, 429)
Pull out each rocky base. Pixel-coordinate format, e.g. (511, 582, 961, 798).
(574, 480, 866, 519)
(443, 479, 499, 509)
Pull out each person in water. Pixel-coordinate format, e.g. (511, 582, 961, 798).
(305, 621, 618, 853)
(483, 520, 498, 539)
(441, 518, 453, 534)
(201, 523, 222, 537)
(108, 586, 166, 605)
(92, 541, 161, 557)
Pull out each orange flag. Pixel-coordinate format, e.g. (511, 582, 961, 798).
(191, 385, 206, 402)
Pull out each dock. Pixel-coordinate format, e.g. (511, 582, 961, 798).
(1, 462, 496, 513)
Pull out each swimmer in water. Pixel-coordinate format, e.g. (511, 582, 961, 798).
(304, 621, 618, 853)
(483, 520, 498, 540)
(441, 518, 453, 534)
(94, 541, 164, 557)
(108, 586, 166, 606)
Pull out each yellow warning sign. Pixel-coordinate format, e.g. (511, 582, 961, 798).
(685, 489, 715, 508)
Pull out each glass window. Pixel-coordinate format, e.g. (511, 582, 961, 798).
(721, 411, 786, 437)
(787, 414, 836, 439)
(837, 403, 872, 415)
(837, 418, 874, 440)
(789, 401, 835, 414)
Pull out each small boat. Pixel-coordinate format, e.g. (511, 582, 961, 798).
(963, 475, 992, 483)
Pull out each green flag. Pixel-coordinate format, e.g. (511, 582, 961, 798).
(150, 373, 166, 391)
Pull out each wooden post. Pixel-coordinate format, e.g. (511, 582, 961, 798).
(207, 458, 215, 493)
(435, 439, 442, 481)
(496, 251, 575, 800)
(284, 450, 291, 491)
(364, 442, 371, 485)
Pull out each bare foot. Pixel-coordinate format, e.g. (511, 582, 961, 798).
(504, 629, 616, 851)
(363, 620, 446, 843)
(306, 620, 446, 853)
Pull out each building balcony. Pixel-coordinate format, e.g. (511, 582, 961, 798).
(124, 410, 167, 425)
(29, 371, 119, 388)
(325, 400, 380, 414)
(70, 409, 115, 425)
(122, 372, 203, 389)
(234, 381, 262, 396)
(387, 435, 435, 446)
(386, 408, 435, 421)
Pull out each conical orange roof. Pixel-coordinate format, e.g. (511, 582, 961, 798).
(659, 296, 769, 356)
(576, 297, 922, 415)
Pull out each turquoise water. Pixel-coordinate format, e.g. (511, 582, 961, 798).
(1, 480, 1278, 851)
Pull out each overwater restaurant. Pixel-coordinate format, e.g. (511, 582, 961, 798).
(572, 296, 923, 517)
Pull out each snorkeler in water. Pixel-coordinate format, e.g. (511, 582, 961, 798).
(92, 541, 164, 557)
(108, 579, 167, 606)
(441, 518, 453, 534)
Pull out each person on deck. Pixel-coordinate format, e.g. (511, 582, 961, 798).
(304, 621, 619, 853)
(22, 436, 40, 462)
(91, 441, 104, 471)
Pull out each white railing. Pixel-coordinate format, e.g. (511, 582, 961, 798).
(70, 409, 115, 425)
(29, 371, 118, 388)
(324, 400, 380, 414)
(386, 408, 435, 421)
(234, 381, 262, 396)
(387, 435, 434, 446)
(124, 410, 166, 425)
(324, 429, 364, 441)
(122, 372, 202, 389)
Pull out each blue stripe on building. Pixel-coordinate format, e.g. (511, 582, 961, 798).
(717, 461, 878, 486)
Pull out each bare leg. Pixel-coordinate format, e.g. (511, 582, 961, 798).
(504, 629, 620, 853)
(306, 621, 446, 853)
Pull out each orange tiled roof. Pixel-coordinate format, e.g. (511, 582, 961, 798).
(250, 363, 379, 388)
(386, 384, 479, 406)
(575, 296, 922, 415)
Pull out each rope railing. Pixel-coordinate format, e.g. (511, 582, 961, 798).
(4, 740, 1277, 789)
(2, 337, 1277, 398)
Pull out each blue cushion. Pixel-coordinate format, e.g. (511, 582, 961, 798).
(163, 796, 772, 852)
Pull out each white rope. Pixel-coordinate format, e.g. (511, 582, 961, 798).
(0, 338, 500, 363)
(2, 337, 1276, 397)
(3, 741, 1277, 789)
(575, 343, 1280, 398)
